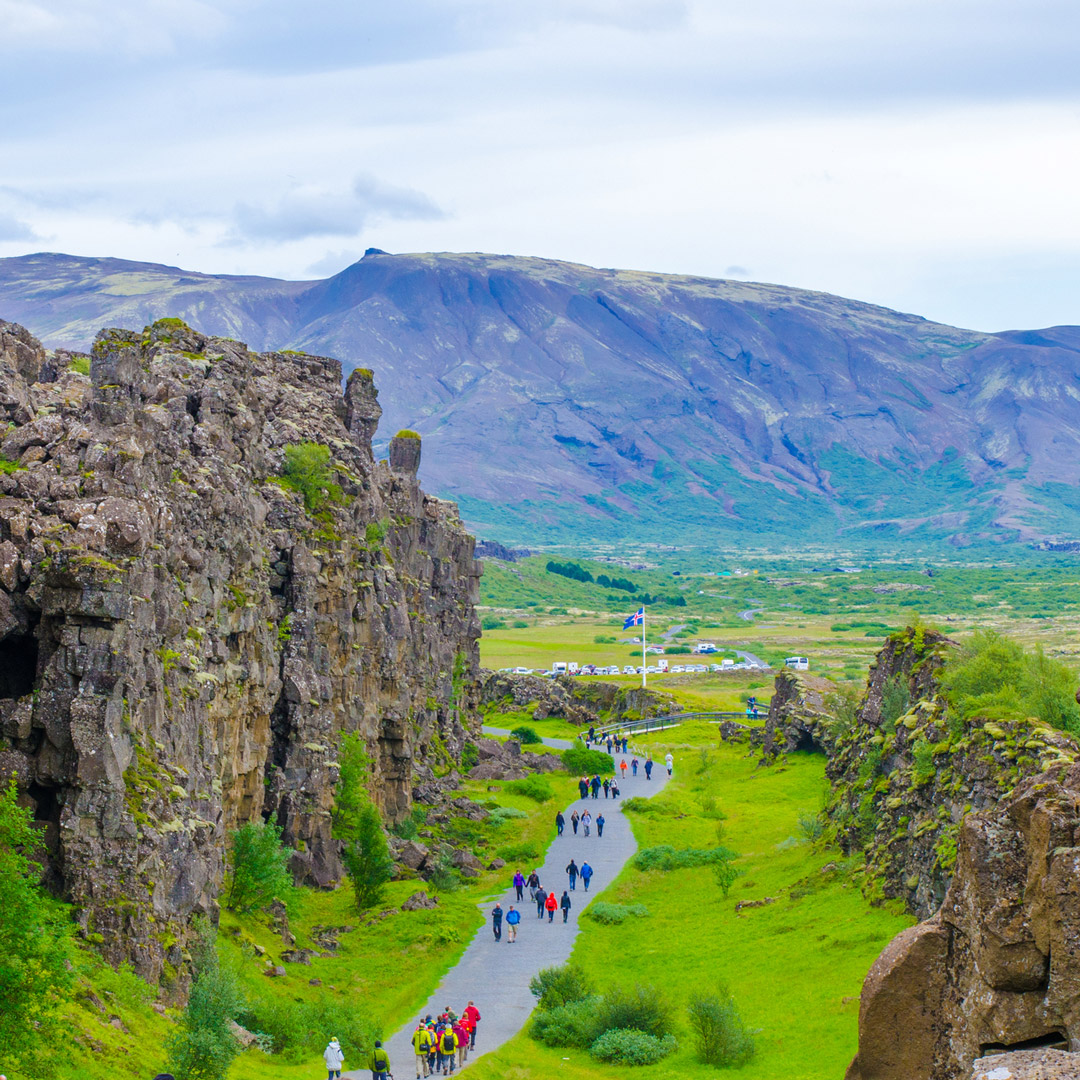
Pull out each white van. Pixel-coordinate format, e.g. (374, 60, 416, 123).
(785, 656, 809, 671)
(623, 665, 636, 675)
(568, 662, 580, 674)
(657, 658, 669, 672)
(552, 661, 568, 674)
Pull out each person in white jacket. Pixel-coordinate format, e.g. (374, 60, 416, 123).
(665, 751, 674, 777)
(324, 1037, 345, 1079)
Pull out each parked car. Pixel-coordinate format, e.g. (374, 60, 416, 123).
(623, 665, 636, 675)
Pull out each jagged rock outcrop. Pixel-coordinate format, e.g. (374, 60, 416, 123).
(846, 763, 1080, 1080)
(825, 630, 1076, 917)
(972, 1049, 1080, 1079)
(474, 540, 530, 562)
(0, 317, 480, 985)
(479, 669, 680, 727)
(760, 670, 839, 760)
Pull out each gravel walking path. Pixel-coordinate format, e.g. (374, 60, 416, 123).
(343, 736, 671, 1078)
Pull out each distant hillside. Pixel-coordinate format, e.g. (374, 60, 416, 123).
(3, 249, 1080, 549)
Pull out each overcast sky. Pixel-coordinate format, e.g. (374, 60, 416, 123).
(2, 0, 1078, 331)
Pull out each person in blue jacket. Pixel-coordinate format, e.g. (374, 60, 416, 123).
(505, 905, 521, 942)
(580, 862, 594, 891)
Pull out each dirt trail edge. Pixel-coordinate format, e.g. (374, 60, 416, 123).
(343, 735, 672, 1077)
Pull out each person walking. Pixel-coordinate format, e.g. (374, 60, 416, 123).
(645, 756, 654, 780)
(463, 1002, 480, 1050)
(452, 1018, 469, 1068)
(526, 870, 541, 898)
(591, 774, 601, 798)
(582, 809, 592, 836)
(368, 1040, 390, 1080)
(560, 890, 572, 922)
(602, 777, 610, 798)
(623, 736, 629, 753)
(545, 890, 558, 922)
(506, 905, 520, 942)
(571, 809, 580, 835)
(580, 861, 594, 891)
(535, 887, 547, 919)
(438, 1027, 457, 1074)
(324, 1037, 345, 1080)
(606, 737, 613, 753)
(578, 776, 589, 799)
(513, 870, 525, 901)
(665, 751, 674, 777)
(588, 725, 596, 742)
(566, 858, 578, 890)
(413, 1022, 433, 1079)
(620, 758, 628, 779)
(610, 778, 620, 799)
(491, 902, 503, 941)
(596, 812, 605, 838)
(555, 810, 565, 836)
(631, 756, 639, 776)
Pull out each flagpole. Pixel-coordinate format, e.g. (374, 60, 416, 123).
(642, 608, 646, 689)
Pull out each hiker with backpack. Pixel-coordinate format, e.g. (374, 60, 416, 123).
(438, 1026, 457, 1074)
(368, 1040, 390, 1080)
(324, 1038, 345, 1080)
(413, 1021, 433, 1078)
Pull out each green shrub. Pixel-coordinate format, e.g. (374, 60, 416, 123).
(530, 963, 594, 1010)
(275, 442, 342, 513)
(531, 997, 604, 1048)
(510, 725, 542, 745)
(700, 794, 727, 820)
(166, 926, 242, 1080)
(395, 428, 421, 439)
(594, 983, 673, 1040)
(880, 674, 911, 728)
(940, 629, 1080, 735)
(239, 996, 379, 1062)
(68, 355, 91, 376)
(333, 733, 392, 910)
(496, 841, 541, 862)
(687, 985, 756, 1066)
(426, 850, 461, 894)
(505, 775, 554, 802)
(364, 519, 388, 545)
(0, 780, 74, 1071)
(562, 746, 615, 775)
(633, 845, 736, 871)
(590, 1028, 677, 1065)
(513, 620, 529, 628)
(621, 796, 674, 815)
(225, 815, 295, 913)
(911, 739, 937, 785)
(594, 634, 615, 643)
(586, 902, 650, 925)
(481, 616, 506, 630)
(665, 645, 692, 655)
(488, 806, 528, 824)
(460, 741, 480, 771)
(797, 810, 824, 841)
(0, 455, 24, 476)
(713, 856, 741, 898)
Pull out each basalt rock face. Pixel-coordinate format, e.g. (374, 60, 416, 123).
(0, 317, 480, 984)
(479, 669, 681, 728)
(846, 763, 1080, 1080)
(760, 670, 839, 760)
(825, 630, 1076, 919)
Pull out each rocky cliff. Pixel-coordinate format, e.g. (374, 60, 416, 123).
(760, 669, 840, 760)
(825, 629, 1076, 918)
(0, 317, 481, 985)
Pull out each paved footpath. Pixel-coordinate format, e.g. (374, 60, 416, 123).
(344, 735, 671, 1078)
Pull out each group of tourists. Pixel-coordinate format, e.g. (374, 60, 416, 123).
(496, 865, 589, 937)
(564, 807, 605, 836)
(584, 725, 631, 755)
(577, 773, 624, 799)
(408, 1002, 481, 1078)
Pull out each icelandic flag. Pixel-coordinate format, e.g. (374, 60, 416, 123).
(623, 608, 645, 630)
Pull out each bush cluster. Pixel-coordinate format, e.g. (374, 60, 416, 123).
(238, 997, 379, 1061)
(275, 442, 343, 513)
(225, 815, 295, 913)
(586, 902, 650, 925)
(510, 725, 542, 744)
(528, 965, 676, 1066)
(687, 984, 756, 1066)
(505, 775, 554, 801)
(633, 844, 735, 871)
(562, 746, 615, 775)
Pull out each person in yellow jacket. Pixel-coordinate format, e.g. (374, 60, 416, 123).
(413, 1021, 433, 1078)
(438, 1026, 457, 1074)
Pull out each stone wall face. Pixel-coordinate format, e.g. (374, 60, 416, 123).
(0, 318, 480, 984)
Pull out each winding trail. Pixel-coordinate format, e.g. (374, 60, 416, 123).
(344, 734, 671, 1077)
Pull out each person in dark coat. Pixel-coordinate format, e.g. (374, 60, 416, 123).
(602, 778, 610, 798)
(596, 813, 605, 837)
(560, 890, 572, 923)
(571, 810, 580, 834)
(566, 858, 578, 890)
(578, 777, 589, 799)
(491, 903, 503, 941)
(645, 757, 653, 780)
(555, 810, 565, 836)
(535, 888, 547, 918)
(591, 775, 601, 798)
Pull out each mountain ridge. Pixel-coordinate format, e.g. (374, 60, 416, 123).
(3, 249, 1080, 549)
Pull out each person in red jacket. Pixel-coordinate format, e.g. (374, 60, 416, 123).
(544, 890, 558, 922)
(463, 1002, 481, 1049)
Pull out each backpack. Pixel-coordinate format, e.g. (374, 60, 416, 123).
(441, 1031, 456, 1053)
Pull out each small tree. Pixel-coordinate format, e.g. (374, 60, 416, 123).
(687, 984, 755, 1066)
(277, 442, 342, 512)
(225, 815, 295, 913)
(0, 780, 74, 1070)
(713, 852, 740, 898)
(333, 732, 393, 911)
(166, 924, 243, 1080)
